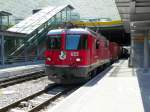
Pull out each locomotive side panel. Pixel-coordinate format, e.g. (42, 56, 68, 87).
(109, 42, 120, 61)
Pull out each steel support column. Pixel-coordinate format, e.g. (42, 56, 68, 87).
(66, 8, 68, 21)
(60, 11, 63, 23)
(0, 16, 2, 29)
(69, 10, 71, 21)
(24, 39, 28, 62)
(1, 33, 5, 65)
(7, 16, 9, 27)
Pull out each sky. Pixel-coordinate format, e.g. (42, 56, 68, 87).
(0, 0, 120, 22)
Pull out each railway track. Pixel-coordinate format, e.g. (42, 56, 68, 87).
(0, 84, 78, 112)
(0, 71, 45, 88)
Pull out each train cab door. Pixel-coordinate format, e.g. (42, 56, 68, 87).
(93, 38, 99, 64)
(95, 39, 100, 61)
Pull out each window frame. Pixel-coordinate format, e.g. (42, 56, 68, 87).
(46, 35, 62, 50)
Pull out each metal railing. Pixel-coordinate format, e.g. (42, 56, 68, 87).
(0, 56, 45, 65)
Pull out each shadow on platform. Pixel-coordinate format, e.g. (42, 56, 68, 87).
(136, 69, 150, 112)
(85, 66, 113, 87)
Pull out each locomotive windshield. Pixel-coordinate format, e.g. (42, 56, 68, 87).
(47, 35, 61, 49)
(66, 34, 88, 50)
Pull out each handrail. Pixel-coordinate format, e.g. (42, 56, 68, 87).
(10, 20, 59, 56)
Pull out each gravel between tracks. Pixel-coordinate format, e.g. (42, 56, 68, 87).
(0, 76, 52, 108)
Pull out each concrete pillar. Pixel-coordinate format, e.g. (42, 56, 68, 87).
(130, 34, 134, 67)
(130, 1, 136, 21)
(144, 31, 149, 69)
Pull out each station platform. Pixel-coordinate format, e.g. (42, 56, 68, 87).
(0, 62, 45, 81)
(49, 59, 150, 112)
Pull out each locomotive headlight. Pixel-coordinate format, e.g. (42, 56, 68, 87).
(76, 58, 81, 62)
(47, 57, 51, 61)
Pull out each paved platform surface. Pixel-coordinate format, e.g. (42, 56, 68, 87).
(49, 60, 150, 112)
(0, 63, 45, 81)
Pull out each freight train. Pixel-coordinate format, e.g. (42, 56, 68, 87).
(45, 28, 121, 84)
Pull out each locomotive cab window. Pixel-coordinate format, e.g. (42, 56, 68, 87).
(66, 34, 88, 50)
(46, 35, 61, 49)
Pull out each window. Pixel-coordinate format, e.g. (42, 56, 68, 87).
(66, 34, 88, 50)
(46, 35, 61, 49)
(96, 40, 100, 49)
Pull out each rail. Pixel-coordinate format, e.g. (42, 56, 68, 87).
(0, 84, 78, 112)
(0, 71, 45, 88)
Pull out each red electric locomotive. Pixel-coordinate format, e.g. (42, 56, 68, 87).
(45, 28, 116, 84)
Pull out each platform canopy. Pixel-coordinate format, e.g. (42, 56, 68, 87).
(0, 11, 12, 16)
(7, 5, 73, 35)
